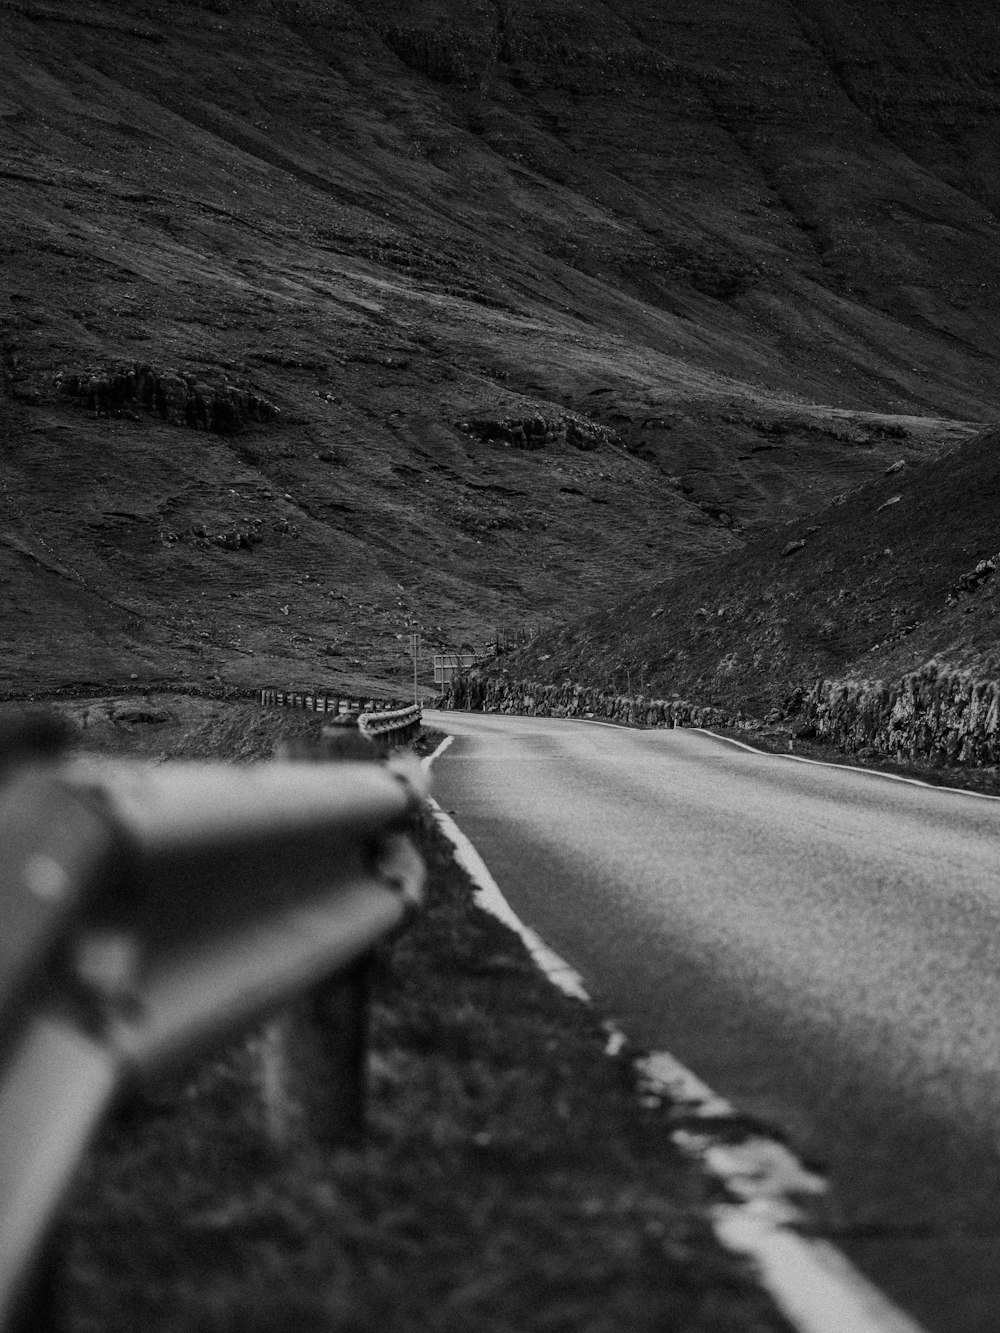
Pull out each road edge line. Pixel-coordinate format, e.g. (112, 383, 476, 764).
(697, 728, 1000, 802)
(423, 709, 999, 802)
(425, 796, 590, 1001)
(421, 735, 454, 770)
(422, 765, 927, 1333)
(713, 1209, 926, 1333)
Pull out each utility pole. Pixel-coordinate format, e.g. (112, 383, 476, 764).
(409, 632, 420, 706)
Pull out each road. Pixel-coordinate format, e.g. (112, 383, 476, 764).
(424, 708, 1000, 1333)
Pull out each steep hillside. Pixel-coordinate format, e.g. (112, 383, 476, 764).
(1, 0, 997, 695)
(500, 425, 1000, 714)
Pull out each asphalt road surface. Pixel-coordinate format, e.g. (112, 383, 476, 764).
(424, 708, 1000, 1333)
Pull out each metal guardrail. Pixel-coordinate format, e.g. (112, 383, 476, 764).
(256, 689, 422, 741)
(0, 749, 427, 1331)
(359, 704, 422, 741)
(259, 688, 358, 713)
(258, 689, 407, 716)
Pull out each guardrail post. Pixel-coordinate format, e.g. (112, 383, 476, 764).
(309, 958, 369, 1145)
(319, 958, 369, 1142)
(258, 959, 368, 1149)
(9, 1229, 60, 1333)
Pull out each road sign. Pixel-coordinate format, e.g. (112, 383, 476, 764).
(433, 653, 476, 684)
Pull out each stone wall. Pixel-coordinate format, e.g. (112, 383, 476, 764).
(444, 660, 1000, 770)
(441, 673, 735, 730)
(797, 662, 1000, 766)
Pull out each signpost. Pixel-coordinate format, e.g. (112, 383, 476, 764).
(408, 633, 420, 706)
(408, 637, 479, 701)
(433, 653, 476, 686)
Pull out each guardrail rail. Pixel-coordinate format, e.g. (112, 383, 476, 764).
(258, 689, 422, 743)
(358, 704, 422, 742)
(0, 741, 427, 1332)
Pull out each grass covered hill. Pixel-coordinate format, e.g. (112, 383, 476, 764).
(499, 424, 1000, 714)
(1, 0, 998, 696)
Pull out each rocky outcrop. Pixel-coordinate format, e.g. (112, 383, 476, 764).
(457, 412, 620, 452)
(55, 362, 279, 433)
(948, 554, 999, 603)
(441, 672, 735, 730)
(796, 662, 1000, 767)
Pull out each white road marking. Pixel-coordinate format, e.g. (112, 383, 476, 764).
(423, 738, 928, 1333)
(602, 1025, 628, 1058)
(421, 734, 454, 769)
(714, 1209, 927, 1333)
(427, 707, 998, 802)
(698, 727, 1000, 802)
(426, 796, 590, 1002)
(635, 1048, 735, 1118)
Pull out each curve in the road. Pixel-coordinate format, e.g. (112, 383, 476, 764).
(424, 729, 926, 1333)
(423, 710, 1000, 1333)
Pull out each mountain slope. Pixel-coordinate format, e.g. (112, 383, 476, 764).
(499, 425, 1000, 713)
(1, 0, 997, 695)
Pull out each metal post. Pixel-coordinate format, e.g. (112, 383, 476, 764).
(310, 959, 370, 1144)
(10, 1226, 62, 1333)
(410, 633, 420, 708)
(257, 959, 370, 1150)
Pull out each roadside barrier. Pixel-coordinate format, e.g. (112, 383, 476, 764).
(258, 689, 422, 742)
(359, 704, 422, 742)
(796, 662, 1000, 765)
(0, 741, 427, 1332)
(440, 674, 735, 730)
(258, 688, 362, 713)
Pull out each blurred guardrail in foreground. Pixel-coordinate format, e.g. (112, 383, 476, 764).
(0, 731, 427, 1332)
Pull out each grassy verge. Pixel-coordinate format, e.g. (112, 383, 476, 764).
(48, 709, 789, 1332)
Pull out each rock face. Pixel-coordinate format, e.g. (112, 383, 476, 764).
(55, 363, 279, 433)
(949, 555, 999, 603)
(458, 413, 620, 452)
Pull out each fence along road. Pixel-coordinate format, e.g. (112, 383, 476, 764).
(424, 707, 1000, 1333)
